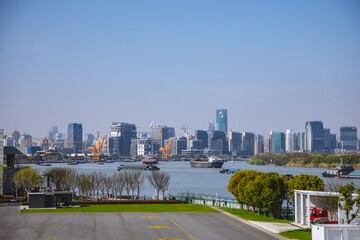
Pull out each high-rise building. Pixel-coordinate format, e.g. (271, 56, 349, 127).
(208, 130, 228, 154)
(264, 134, 272, 153)
(194, 130, 208, 149)
(110, 122, 136, 156)
(339, 126, 357, 151)
(254, 134, 264, 155)
(85, 133, 95, 147)
(207, 121, 215, 133)
(11, 129, 20, 146)
(215, 109, 228, 133)
(20, 133, 32, 147)
(48, 126, 58, 140)
(324, 128, 336, 153)
(298, 132, 306, 152)
(270, 131, 285, 154)
(305, 121, 324, 153)
(150, 126, 174, 148)
(66, 123, 83, 153)
(132, 138, 158, 156)
(166, 137, 187, 155)
(285, 129, 293, 153)
(242, 132, 255, 156)
(228, 131, 242, 155)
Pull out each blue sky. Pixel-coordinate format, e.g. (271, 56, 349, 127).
(1, 0, 359, 137)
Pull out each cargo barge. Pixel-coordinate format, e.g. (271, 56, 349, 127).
(190, 156, 224, 168)
(116, 164, 160, 171)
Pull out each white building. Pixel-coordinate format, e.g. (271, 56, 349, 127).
(285, 129, 293, 153)
(294, 190, 360, 227)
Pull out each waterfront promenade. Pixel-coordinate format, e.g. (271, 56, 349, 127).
(0, 206, 290, 240)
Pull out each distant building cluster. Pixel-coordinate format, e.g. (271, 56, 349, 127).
(2, 110, 359, 158)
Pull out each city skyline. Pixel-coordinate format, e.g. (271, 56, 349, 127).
(1, 1, 359, 137)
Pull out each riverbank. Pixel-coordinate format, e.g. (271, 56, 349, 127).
(248, 152, 360, 169)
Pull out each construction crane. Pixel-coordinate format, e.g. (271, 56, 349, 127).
(159, 140, 172, 160)
(88, 132, 104, 161)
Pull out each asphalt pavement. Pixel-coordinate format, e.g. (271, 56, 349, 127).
(0, 206, 287, 240)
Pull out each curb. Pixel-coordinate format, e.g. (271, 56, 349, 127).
(210, 206, 291, 240)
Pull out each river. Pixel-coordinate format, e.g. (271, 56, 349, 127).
(26, 161, 360, 199)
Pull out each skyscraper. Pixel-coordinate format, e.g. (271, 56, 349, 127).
(66, 123, 83, 153)
(305, 121, 324, 153)
(150, 125, 174, 148)
(194, 130, 208, 149)
(285, 129, 296, 153)
(207, 121, 215, 133)
(110, 122, 136, 156)
(215, 109, 228, 133)
(228, 131, 242, 155)
(254, 134, 264, 155)
(208, 130, 228, 154)
(339, 126, 357, 151)
(242, 132, 255, 156)
(270, 131, 285, 154)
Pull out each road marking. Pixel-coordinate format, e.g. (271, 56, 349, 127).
(169, 219, 197, 240)
(159, 239, 185, 240)
(149, 226, 171, 228)
(46, 236, 57, 240)
(211, 213, 266, 240)
(142, 216, 160, 219)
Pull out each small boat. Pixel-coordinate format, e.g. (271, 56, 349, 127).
(219, 169, 240, 174)
(39, 163, 52, 166)
(322, 159, 354, 178)
(142, 156, 158, 165)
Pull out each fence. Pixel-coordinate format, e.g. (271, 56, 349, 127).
(175, 192, 294, 221)
(175, 192, 242, 208)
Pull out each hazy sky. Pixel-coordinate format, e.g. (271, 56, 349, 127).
(1, 0, 359, 137)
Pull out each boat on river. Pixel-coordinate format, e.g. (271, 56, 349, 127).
(116, 164, 160, 171)
(142, 156, 158, 165)
(219, 169, 240, 174)
(190, 156, 224, 168)
(322, 164, 354, 178)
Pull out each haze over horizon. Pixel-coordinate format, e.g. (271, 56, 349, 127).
(1, 0, 359, 137)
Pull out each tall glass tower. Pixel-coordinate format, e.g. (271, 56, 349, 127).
(339, 126, 357, 150)
(66, 123, 83, 153)
(305, 121, 324, 153)
(216, 109, 228, 133)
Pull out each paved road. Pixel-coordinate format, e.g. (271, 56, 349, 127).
(0, 206, 283, 240)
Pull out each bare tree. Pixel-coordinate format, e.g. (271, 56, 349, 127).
(147, 171, 170, 200)
(113, 172, 125, 200)
(104, 175, 113, 199)
(63, 168, 77, 192)
(76, 173, 93, 200)
(123, 171, 132, 200)
(98, 172, 107, 199)
(159, 172, 170, 200)
(132, 171, 144, 199)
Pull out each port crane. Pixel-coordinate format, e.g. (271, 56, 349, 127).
(88, 132, 104, 161)
(159, 140, 172, 160)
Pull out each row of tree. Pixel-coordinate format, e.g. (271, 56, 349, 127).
(13, 167, 170, 201)
(227, 170, 324, 218)
(248, 152, 360, 167)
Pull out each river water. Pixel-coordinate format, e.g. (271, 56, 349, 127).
(26, 161, 360, 199)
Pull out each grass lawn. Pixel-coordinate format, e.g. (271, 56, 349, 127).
(220, 207, 291, 223)
(21, 204, 219, 213)
(279, 229, 311, 240)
